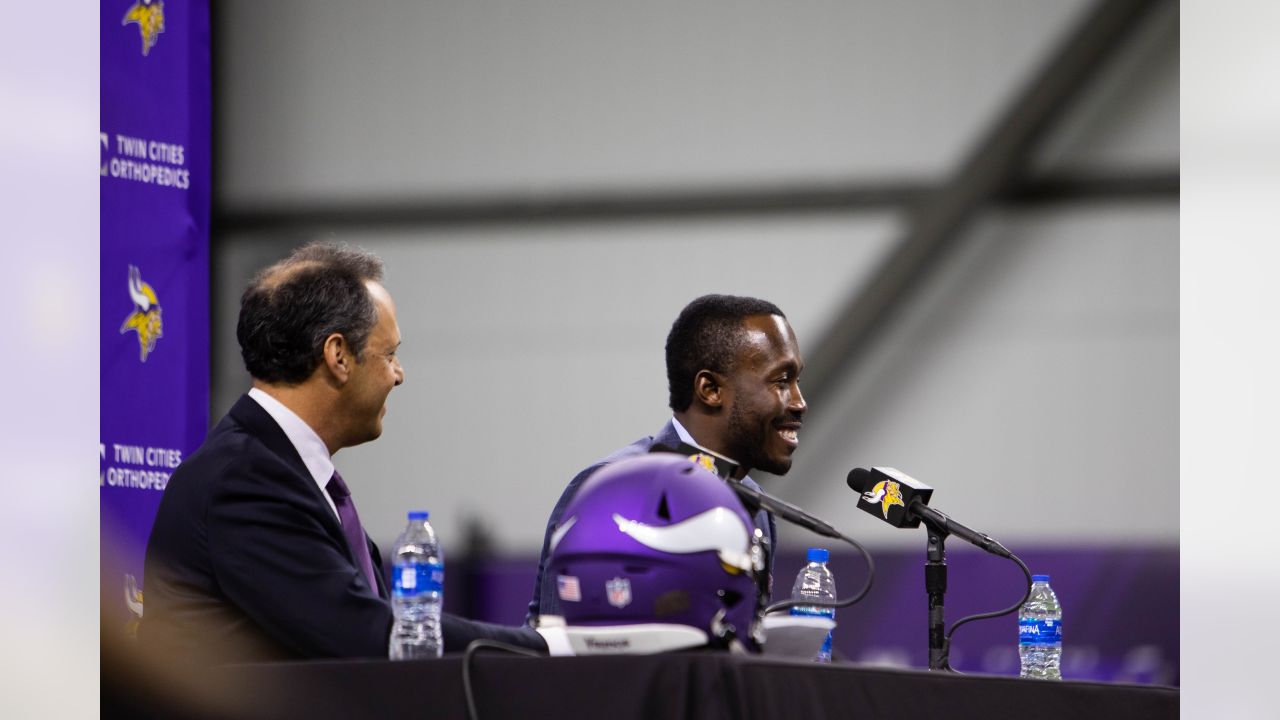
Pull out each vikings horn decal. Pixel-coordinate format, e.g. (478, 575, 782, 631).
(612, 508, 752, 572)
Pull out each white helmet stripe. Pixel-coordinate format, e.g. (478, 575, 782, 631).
(612, 508, 752, 572)
(549, 515, 577, 554)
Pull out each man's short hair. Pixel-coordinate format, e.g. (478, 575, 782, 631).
(237, 241, 385, 384)
(665, 294, 785, 412)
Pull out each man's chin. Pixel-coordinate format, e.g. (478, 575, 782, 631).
(345, 425, 383, 449)
(754, 456, 793, 476)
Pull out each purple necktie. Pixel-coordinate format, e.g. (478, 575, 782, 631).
(326, 470, 379, 595)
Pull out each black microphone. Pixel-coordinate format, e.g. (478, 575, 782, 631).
(727, 479, 842, 540)
(846, 467, 1012, 558)
(646, 442, 842, 540)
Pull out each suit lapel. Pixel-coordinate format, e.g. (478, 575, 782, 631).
(229, 394, 387, 600)
(228, 394, 346, 541)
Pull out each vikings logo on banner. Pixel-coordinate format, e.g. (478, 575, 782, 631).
(861, 479, 905, 519)
(123, 0, 165, 56)
(119, 265, 164, 362)
(606, 577, 632, 609)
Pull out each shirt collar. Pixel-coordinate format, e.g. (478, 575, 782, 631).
(248, 388, 339, 520)
(670, 416, 747, 471)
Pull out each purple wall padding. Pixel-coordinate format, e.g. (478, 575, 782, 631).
(446, 545, 1178, 685)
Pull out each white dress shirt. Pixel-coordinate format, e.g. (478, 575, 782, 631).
(247, 387, 340, 522)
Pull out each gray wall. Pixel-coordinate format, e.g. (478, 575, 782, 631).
(212, 0, 1178, 554)
(777, 202, 1177, 550)
(217, 0, 1099, 199)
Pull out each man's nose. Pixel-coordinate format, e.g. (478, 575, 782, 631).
(790, 385, 807, 414)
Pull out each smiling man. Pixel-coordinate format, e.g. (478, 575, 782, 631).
(141, 242, 544, 666)
(527, 294, 807, 622)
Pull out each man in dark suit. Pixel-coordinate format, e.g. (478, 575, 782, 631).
(527, 294, 808, 622)
(141, 242, 544, 666)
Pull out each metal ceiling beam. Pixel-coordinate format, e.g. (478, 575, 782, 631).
(214, 169, 1176, 233)
(797, 0, 1171, 419)
(215, 182, 922, 233)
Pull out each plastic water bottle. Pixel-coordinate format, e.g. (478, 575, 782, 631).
(389, 511, 444, 660)
(790, 547, 837, 663)
(1019, 574, 1062, 679)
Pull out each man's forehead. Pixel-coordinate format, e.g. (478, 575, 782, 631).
(366, 282, 401, 338)
(366, 279, 393, 303)
(740, 313, 793, 341)
(737, 315, 799, 362)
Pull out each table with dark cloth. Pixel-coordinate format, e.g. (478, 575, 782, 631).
(116, 651, 1177, 719)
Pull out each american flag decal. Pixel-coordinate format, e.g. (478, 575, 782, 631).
(557, 575, 582, 602)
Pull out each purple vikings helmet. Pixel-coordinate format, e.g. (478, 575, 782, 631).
(546, 453, 764, 654)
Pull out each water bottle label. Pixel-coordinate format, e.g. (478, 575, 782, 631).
(789, 605, 836, 619)
(1019, 617, 1062, 645)
(393, 561, 443, 598)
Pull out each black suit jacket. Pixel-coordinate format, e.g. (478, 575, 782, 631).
(141, 394, 542, 665)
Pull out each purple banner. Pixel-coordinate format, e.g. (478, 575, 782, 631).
(100, 0, 210, 641)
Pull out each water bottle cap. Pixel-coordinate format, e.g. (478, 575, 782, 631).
(1032, 574, 1050, 583)
(408, 511, 429, 521)
(806, 547, 829, 563)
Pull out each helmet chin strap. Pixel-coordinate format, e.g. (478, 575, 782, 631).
(708, 608, 737, 650)
(706, 613, 754, 655)
(750, 528, 771, 645)
(702, 528, 770, 654)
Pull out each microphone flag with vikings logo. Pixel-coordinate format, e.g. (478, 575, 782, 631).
(847, 467, 935, 529)
(101, 0, 211, 645)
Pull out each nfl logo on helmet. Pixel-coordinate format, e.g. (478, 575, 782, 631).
(606, 577, 632, 609)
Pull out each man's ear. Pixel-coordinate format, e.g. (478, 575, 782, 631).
(322, 333, 352, 385)
(693, 370, 726, 409)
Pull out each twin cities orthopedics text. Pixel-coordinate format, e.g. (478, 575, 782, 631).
(103, 442, 183, 492)
(103, 133, 191, 190)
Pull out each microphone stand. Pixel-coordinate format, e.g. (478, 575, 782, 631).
(924, 519, 949, 671)
(847, 470, 1030, 673)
